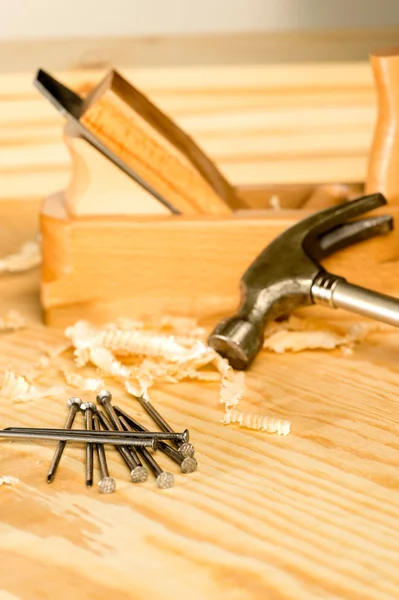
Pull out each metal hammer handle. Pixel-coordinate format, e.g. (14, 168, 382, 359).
(312, 274, 399, 327)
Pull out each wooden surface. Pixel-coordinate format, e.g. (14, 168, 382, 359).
(1, 64, 399, 600)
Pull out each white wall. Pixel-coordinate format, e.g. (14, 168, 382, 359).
(0, 0, 398, 41)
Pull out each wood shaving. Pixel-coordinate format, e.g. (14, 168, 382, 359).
(125, 377, 153, 401)
(264, 329, 347, 353)
(0, 240, 41, 273)
(88, 347, 131, 378)
(158, 315, 207, 338)
(222, 408, 291, 436)
(219, 370, 246, 409)
(62, 370, 104, 392)
(66, 320, 190, 361)
(0, 370, 64, 404)
(263, 317, 382, 354)
(0, 310, 25, 332)
(0, 476, 19, 486)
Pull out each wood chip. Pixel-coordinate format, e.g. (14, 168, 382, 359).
(0, 240, 41, 273)
(0, 370, 64, 403)
(0, 310, 25, 332)
(0, 476, 19, 486)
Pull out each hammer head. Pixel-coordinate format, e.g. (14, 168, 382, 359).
(208, 193, 392, 370)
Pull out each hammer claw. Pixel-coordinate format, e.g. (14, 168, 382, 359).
(314, 214, 393, 260)
(303, 193, 388, 246)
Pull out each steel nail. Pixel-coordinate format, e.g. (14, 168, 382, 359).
(114, 406, 197, 474)
(96, 410, 148, 483)
(118, 415, 174, 489)
(47, 396, 82, 483)
(81, 402, 97, 487)
(135, 395, 194, 458)
(93, 414, 115, 494)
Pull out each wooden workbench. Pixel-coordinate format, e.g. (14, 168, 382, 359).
(0, 64, 399, 600)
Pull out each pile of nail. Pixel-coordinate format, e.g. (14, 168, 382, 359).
(1, 390, 197, 494)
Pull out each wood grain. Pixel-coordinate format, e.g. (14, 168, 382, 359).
(0, 62, 379, 204)
(1, 223, 399, 599)
(2, 62, 399, 600)
(80, 70, 240, 215)
(41, 195, 399, 327)
(366, 47, 399, 203)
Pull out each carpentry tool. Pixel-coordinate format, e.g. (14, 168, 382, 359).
(93, 414, 115, 494)
(209, 193, 399, 369)
(47, 396, 81, 483)
(114, 407, 198, 474)
(119, 415, 174, 489)
(134, 395, 195, 458)
(35, 69, 245, 217)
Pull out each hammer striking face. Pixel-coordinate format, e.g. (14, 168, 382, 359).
(208, 193, 398, 370)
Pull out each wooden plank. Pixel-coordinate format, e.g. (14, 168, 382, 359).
(1, 205, 399, 598)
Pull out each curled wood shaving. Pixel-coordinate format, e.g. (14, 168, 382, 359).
(158, 315, 206, 339)
(264, 329, 348, 353)
(219, 370, 246, 409)
(0, 240, 41, 273)
(88, 347, 131, 378)
(62, 370, 104, 392)
(0, 370, 64, 404)
(263, 316, 382, 354)
(222, 408, 291, 436)
(125, 377, 153, 401)
(0, 476, 19, 486)
(0, 310, 25, 332)
(66, 321, 191, 361)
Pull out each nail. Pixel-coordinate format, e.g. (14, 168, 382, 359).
(96, 410, 148, 483)
(0, 430, 157, 447)
(47, 396, 82, 483)
(7, 427, 180, 441)
(135, 395, 194, 457)
(93, 414, 115, 494)
(114, 406, 197, 474)
(81, 402, 96, 487)
(118, 415, 174, 489)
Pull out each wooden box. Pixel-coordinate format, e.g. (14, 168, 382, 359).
(40, 63, 399, 327)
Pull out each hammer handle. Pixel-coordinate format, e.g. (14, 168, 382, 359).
(312, 276, 399, 328)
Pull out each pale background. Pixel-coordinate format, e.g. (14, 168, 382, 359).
(0, 0, 398, 40)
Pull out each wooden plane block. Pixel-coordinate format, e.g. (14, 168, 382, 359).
(41, 194, 399, 328)
(79, 70, 246, 216)
(64, 133, 171, 217)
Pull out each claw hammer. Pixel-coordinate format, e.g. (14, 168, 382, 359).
(208, 193, 399, 369)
